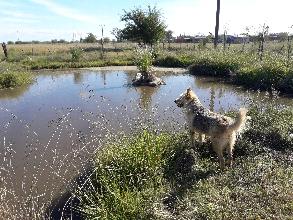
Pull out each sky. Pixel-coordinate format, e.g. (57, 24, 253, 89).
(0, 0, 293, 42)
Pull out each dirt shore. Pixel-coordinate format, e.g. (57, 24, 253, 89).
(84, 66, 187, 73)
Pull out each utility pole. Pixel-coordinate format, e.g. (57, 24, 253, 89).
(214, 0, 220, 49)
(99, 24, 105, 58)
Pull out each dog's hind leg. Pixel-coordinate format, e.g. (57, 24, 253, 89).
(211, 137, 226, 170)
(226, 133, 236, 167)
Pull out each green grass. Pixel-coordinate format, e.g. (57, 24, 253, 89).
(22, 59, 133, 70)
(76, 101, 293, 219)
(0, 70, 33, 89)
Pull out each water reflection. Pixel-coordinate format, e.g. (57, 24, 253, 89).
(0, 85, 30, 100)
(135, 86, 159, 110)
(73, 72, 83, 84)
(209, 88, 216, 111)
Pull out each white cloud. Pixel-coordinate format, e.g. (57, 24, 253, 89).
(1, 11, 37, 19)
(30, 0, 98, 23)
(1, 17, 39, 24)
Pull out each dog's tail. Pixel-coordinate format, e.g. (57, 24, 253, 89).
(228, 108, 248, 132)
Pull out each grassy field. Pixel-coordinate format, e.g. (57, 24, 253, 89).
(75, 99, 293, 219)
(1, 41, 293, 94)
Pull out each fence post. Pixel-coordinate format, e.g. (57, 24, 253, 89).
(2, 42, 8, 58)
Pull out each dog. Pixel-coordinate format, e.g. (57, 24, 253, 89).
(174, 88, 248, 170)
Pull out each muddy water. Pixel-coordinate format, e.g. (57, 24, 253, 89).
(0, 69, 292, 216)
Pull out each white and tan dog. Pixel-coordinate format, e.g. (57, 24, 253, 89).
(175, 88, 247, 170)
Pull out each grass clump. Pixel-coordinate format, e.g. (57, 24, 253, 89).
(0, 71, 33, 89)
(77, 131, 180, 219)
(236, 59, 289, 91)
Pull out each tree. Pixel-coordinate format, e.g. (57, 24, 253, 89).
(103, 37, 110, 43)
(111, 28, 123, 42)
(117, 5, 167, 46)
(165, 30, 173, 42)
(214, 0, 220, 48)
(83, 33, 97, 43)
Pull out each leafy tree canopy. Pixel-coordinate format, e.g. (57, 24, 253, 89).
(84, 33, 97, 43)
(116, 6, 167, 46)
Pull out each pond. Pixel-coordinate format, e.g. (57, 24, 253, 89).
(0, 67, 292, 217)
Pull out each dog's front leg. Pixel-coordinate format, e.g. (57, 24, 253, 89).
(199, 133, 205, 143)
(190, 131, 196, 147)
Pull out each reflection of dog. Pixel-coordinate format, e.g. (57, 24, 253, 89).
(175, 88, 248, 170)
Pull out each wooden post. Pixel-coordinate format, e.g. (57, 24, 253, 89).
(2, 42, 8, 58)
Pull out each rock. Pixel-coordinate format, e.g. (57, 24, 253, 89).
(132, 72, 166, 87)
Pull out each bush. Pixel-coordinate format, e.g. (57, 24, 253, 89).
(69, 48, 83, 61)
(279, 70, 293, 94)
(0, 71, 33, 88)
(134, 46, 154, 72)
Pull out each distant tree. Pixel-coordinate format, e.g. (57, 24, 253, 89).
(165, 30, 173, 43)
(165, 30, 173, 49)
(103, 37, 110, 43)
(214, 0, 220, 48)
(278, 32, 289, 42)
(7, 41, 14, 45)
(117, 5, 167, 46)
(111, 28, 123, 42)
(58, 39, 67, 43)
(83, 33, 97, 43)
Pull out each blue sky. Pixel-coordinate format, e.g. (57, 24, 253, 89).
(0, 0, 292, 42)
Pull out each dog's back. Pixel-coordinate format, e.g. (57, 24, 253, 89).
(189, 101, 247, 136)
(190, 102, 233, 135)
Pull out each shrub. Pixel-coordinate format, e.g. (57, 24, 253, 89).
(279, 70, 293, 94)
(134, 46, 154, 72)
(0, 71, 33, 88)
(69, 48, 83, 61)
